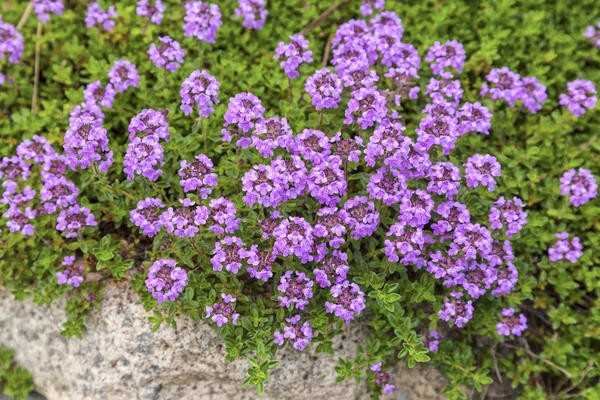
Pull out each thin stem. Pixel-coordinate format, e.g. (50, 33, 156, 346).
(17, 1, 33, 30)
(319, 112, 323, 128)
(32, 22, 42, 113)
(287, 77, 293, 102)
(322, 31, 335, 66)
(301, 0, 350, 34)
(505, 341, 572, 379)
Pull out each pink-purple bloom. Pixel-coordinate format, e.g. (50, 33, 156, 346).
(305, 68, 343, 110)
(108, 60, 140, 93)
(548, 232, 583, 263)
(560, 168, 597, 207)
(33, 0, 64, 23)
(559, 79, 597, 117)
(183, 1, 222, 44)
(426, 40, 465, 79)
(489, 196, 527, 237)
(325, 280, 366, 323)
(136, 0, 165, 25)
(439, 291, 474, 328)
(235, 0, 267, 30)
(85, 2, 117, 32)
(341, 196, 380, 239)
(274, 34, 313, 79)
(56, 255, 84, 288)
(496, 308, 527, 336)
(370, 362, 396, 396)
(0, 17, 24, 64)
(56, 204, 97, 239)
(274, 315, 313, 351)
(146, 259, 188, 303)
(129, 197, 164, 237)
(178, 153, 217, 198)
(179, 69, 220, 117)
(277, 271, 314, 310)
(206, 293, 240, 327)
(464, 154, 501, 192)
(148, 36, 185, 72)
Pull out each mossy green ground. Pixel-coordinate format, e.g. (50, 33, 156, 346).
(0, 0, 598, 399)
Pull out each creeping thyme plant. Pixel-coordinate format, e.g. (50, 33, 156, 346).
(1, 0, 599, 399)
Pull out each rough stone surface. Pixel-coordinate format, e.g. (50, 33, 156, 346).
(0, 283, 446, 400)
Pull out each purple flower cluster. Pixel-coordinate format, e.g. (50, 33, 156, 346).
(464, 154, 501, 191)
(585, 21, 600, 48)
(425, 330, 442, 352)
(325, 280, 366, 323)
(369, 362, 396, 395)
(178, 153, 217, 198)
(136, 0, 165, 25)
(560, 168, 597, 207)
(124, 109, 170, 181)
(559, 80, 597, 117)
(489, 196, 527, 237)
(496, 308, 527, 336)
(274, 34, 313, 79)
(360, 0, 385, 16)
(274, 315, 313, 351)
(160, 198, 208, 238)
(183, 1, 221, 44)
(222, 92, 265, 148)
(180, 70, 220, 117)
(235, 0, 267, 30)
(206, 293, 239, 327)
(108, 60, 140, 93)
(548, 232, 583, 263)
(129, 197, 164, 237)
(56, 204, 97, 239)
(85, 2, 117, 32)
(33, 0, 64, 23)
(305, 68, 343, 110)
(211, 236, 253, 274)
(425, 40, 465, 79)
(145, 259, 188, 303)
(0, 17, 24, 64)
(148, 36, 185, 72)
(84, 81, 116, 109)
(439, 291, 474, 328)
(277, 271, 314, 310)
(481, 67, 547, 113)
(56, 255, 84, 288)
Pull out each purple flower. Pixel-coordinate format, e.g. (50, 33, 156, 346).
(365, 121, 409, 167)
(208, 197, 240, 235)
(305, 68, 343, 111)
(85, 2, 117, 32)
(398, 190, 434, 227)
(33, 0, 64, 23)
(246, 249, 274, 281)
(331, 41, 370, 75)
(426, 250, 465, 281)
(459, 261, 497, 299)
(56, 256, 84, 288)
(489, 196, 527, 237)
(136, 0, 165, 25)
(123, 136, 164, 181)
(438, 291, 473, 328)
(367, 165, 407, 206)
(179, 69, 220, 117)
(211, 236, 250, 274)
(84, 81, 116, 109)
(339, 65, 379, 91)
(491, 262, 518, 297)
(148, 35, 185, 72)
(340, 196, 380, 239)
(314, 250, 349, 288)
(496, 308, 527, 336)
(584, 21, 600, 48)
(40, 175, 79, 214)
(464, 154, 501, 191)
(426, 78, 463, 105)
(485, 240, 515, 269)
(329, 132, 363, 163)
(425, 40, 465, 79)
(384, 222, 427, 267)
(274, 315, 313, 351)
(450, 223, 493, 260)
(431, 201, 470, 236)
(457, 102, 492, 135)
(160, 198, 208, 238)
(206, 293, 240, 327)
(344, 87, 387, 129)
(146, 259, 188, 303)
(480, 67, 522, 106)
(242, 163, 285, 208)
(129, 197, 164, 237)
(0, 17, 24, 64)
(427, 162, 461, 198)
(559, 79, 597, 117)
(313, 207, 346, 249)
(370, 362, 396, 396)
(325, 280, 366, 323)
(183, 1, 222, 44)
(560, 168, 597, 207)
(178, 153, 217, 198)
(425, 330, 442, 353)
(277, 271, 313, 310)
(56, 204, 97, 238)
(252, 117, 294, 157)
(4, 206, 36, 236)
(270, 156, 308, 200)
(260, 210, 282, 239)
(518, 76, 547, 113)
(548, 232, 583, 263)
(293, 128, 331, 164)
(307, 156, 347, 206)
(1, 181, 36, 208)
(128, 108, 170, 141)
(416, 113, 458, 155)
(275, 34, 313, 79)
(381, 42, 420, 71)
(108, 60, 139, 93)
(360, 0, 385, 16)
(41, 154, 68, 179)
(273, 217, 314, 263)
(16, 135, 55, 164)
(385, 65, 420, 105)
(235, 0, 267, 30)
(222, 92, 265, 147)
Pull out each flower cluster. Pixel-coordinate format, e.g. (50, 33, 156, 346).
(277, 271, 314, 310)
(84, 81, 116, 109)
(235, 0, 267, 30)
(548, 232, 583, 263)
(274, 34, 313, 79)
(489, 196, 527, 237)
(129, 197, 164, 237)
(56, 255, 84, 288)
(273, 315, 313, 351)
(179, 70, 220, 117)
(0, 17, 24, 65)
(148, 35, 186, 72)
(480, 67, 547, 113)
(145, 259, 188, 303)
(305, 68, 343, 110)
(425, 40, 465, 79)
(33, 0, 64, 23)
(369, 362, 396, 395)
(183, 1, 222, 44)
(178, 153, 218, 198)
(496, 308, 527, 337)
(136, 0, 165, 25)
(206, 293, 240, 327)
(585, 21, 600, 48)
(85, 2, 117, 32)
(124, 109, 170, 181)
(560, 168, 598, 207)
(559, 79, 597, 117)
(108, 59, 140, 93)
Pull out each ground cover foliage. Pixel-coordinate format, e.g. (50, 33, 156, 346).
(0, 0, 599, 399)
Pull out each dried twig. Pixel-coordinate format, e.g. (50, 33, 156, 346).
(32, 22, 42, 113)
(491, 344, 503, 382)
(301, 0, 350, 35)
(322, 30, 335, 66)
(505, 341, 572, 379)
(17, 1, 33, 30)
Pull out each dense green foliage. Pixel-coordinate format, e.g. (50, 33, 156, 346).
(0, 346, 33, 400)
(0, 0, 599, 399)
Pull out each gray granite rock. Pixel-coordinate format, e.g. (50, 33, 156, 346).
(0, 283, 446, 400)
